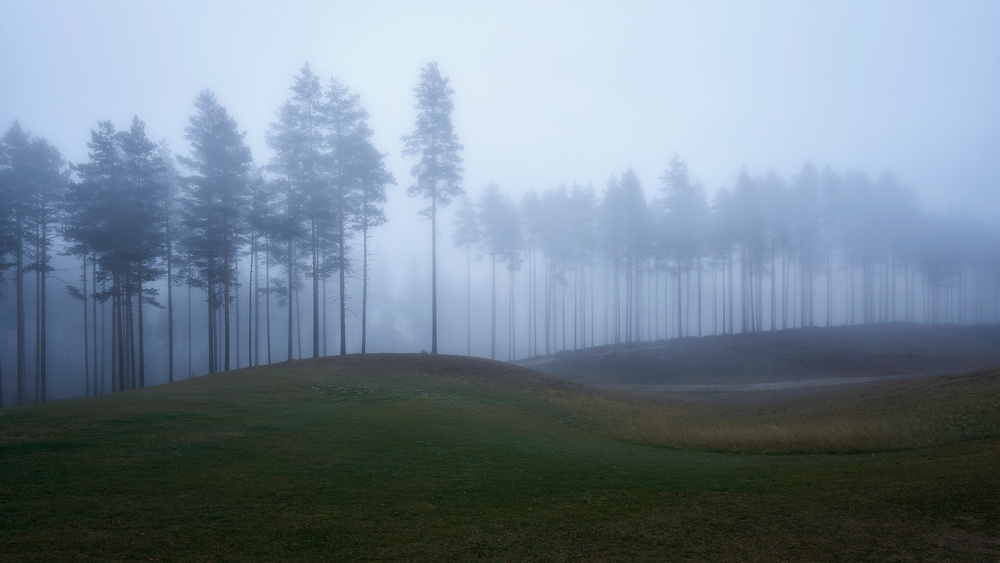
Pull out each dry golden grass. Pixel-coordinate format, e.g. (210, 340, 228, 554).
(544, 367, 1000, 453)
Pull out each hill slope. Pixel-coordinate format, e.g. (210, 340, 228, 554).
(520, 322, 1000, 385)
(1, 353, 999, 561)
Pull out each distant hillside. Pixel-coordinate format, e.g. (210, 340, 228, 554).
(518, 323, 1000, 386)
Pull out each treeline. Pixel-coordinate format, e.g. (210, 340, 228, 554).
(3, 61, 999, 406)
(455, 158, 1000, 361)
(0, 63, 401, 406)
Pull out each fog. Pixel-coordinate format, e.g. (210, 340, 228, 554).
(2, 1, 999, 403)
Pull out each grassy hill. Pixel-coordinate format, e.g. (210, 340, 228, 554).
(2, 352, 999, 561)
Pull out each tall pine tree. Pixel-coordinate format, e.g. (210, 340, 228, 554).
(180, 91, 253, 374)
(401, 62, 464, 354)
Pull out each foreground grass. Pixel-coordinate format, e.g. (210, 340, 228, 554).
(1, 354, 999, 561)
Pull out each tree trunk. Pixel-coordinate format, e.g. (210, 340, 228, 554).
(313, 219, 321, 358)
(138, 278, 145, 388)
(100, 276, 106, 393)
(287, 238, 293, 362)
(187, 281, 192, 378)
(509, 268, 516, 360)
(39, 224, 48, 403)
(224, 237, 231, 372)
(248, 236, 254, 367)
(431, 196, 438, 354)
(127, 270, 137, 390)
(322, 279, 328, 357)
(207, 277, 215, 375)
(490, 250, 496, 360)
(339, 215, 347, 356)
(92, 253, 98, 396)
(296, 283, 302, 359)
(116, 268, 125, 392)
(266, 244, 272, 365)
(235, 252, 240, 369)
(362, 226, 371, 354)
(79, 256, 87, 398)
(167, 225, 174, 382)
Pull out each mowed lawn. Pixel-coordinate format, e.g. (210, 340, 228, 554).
(1, 354, 999, 561)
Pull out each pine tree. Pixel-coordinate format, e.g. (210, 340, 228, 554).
(179, 91, 253, 374)
(351, 138, 394, 354)
(657, 155, 709, 337)
(1, 122, 67, 404)
(401, 62, 464, 354)
(267, 64, 327, 359)
(67, 118, 168, 390)
(119, 117, 169, 387)
(325, 78, 369, 356)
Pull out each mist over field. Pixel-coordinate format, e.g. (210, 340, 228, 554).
(1, 0, 999, 403)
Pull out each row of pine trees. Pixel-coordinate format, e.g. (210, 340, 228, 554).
(0, 62, 442, 406)
(456, 160, 999, 361)
(2, 61, 998, 406)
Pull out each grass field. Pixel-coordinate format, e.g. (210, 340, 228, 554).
(2, 352, 999, 561)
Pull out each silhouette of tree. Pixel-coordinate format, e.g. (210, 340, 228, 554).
(267, 64, 327, 359)
(401, 62, 464, 354)
(1, 123, 67, 403)
(1, 122, 67, 404)
(179, 91, 253, 374)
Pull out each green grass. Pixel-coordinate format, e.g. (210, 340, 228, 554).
(2, 354, 999, 561)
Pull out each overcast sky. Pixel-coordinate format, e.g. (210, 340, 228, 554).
(3, 0, 998, 219)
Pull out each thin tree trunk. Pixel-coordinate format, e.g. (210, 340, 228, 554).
(287, 237, 293, 362)
(490, 251, 496, 360)
(465, 243, 471, 356)
(224, 236, 231, 372)
(186, 281, 191, 378)
(339, 215, 347, 356)
(313, 219, 320, 358)
(296, 283, 302, 359)
(509, 268, 516, 360)
(697, 256, 703, 337)
(249, 236, 255, 367)
(362, 225, 371, 354)
(266, 243, 272, 365)
(111, 271, 118, 393)
(16, 225, 25, 405)
(81, 256, 88, 398)
(92, 254, 98, 396)
(254, 239, 260, 366)
(431, 196, 438, 354)
(39, 223, 47, 403)
(167, 225, 174, 382)
(116, 268, 125, 392)
(138, 278, 145, 388)
(322, 278, 328, 356)
(207, 278, 215, 375)
(127, 271, 136, 390)
(235, 254, 240, 369)
(100, 277, 106, 393)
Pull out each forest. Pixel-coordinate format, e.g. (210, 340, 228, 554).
(2, 62, 998, 407)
